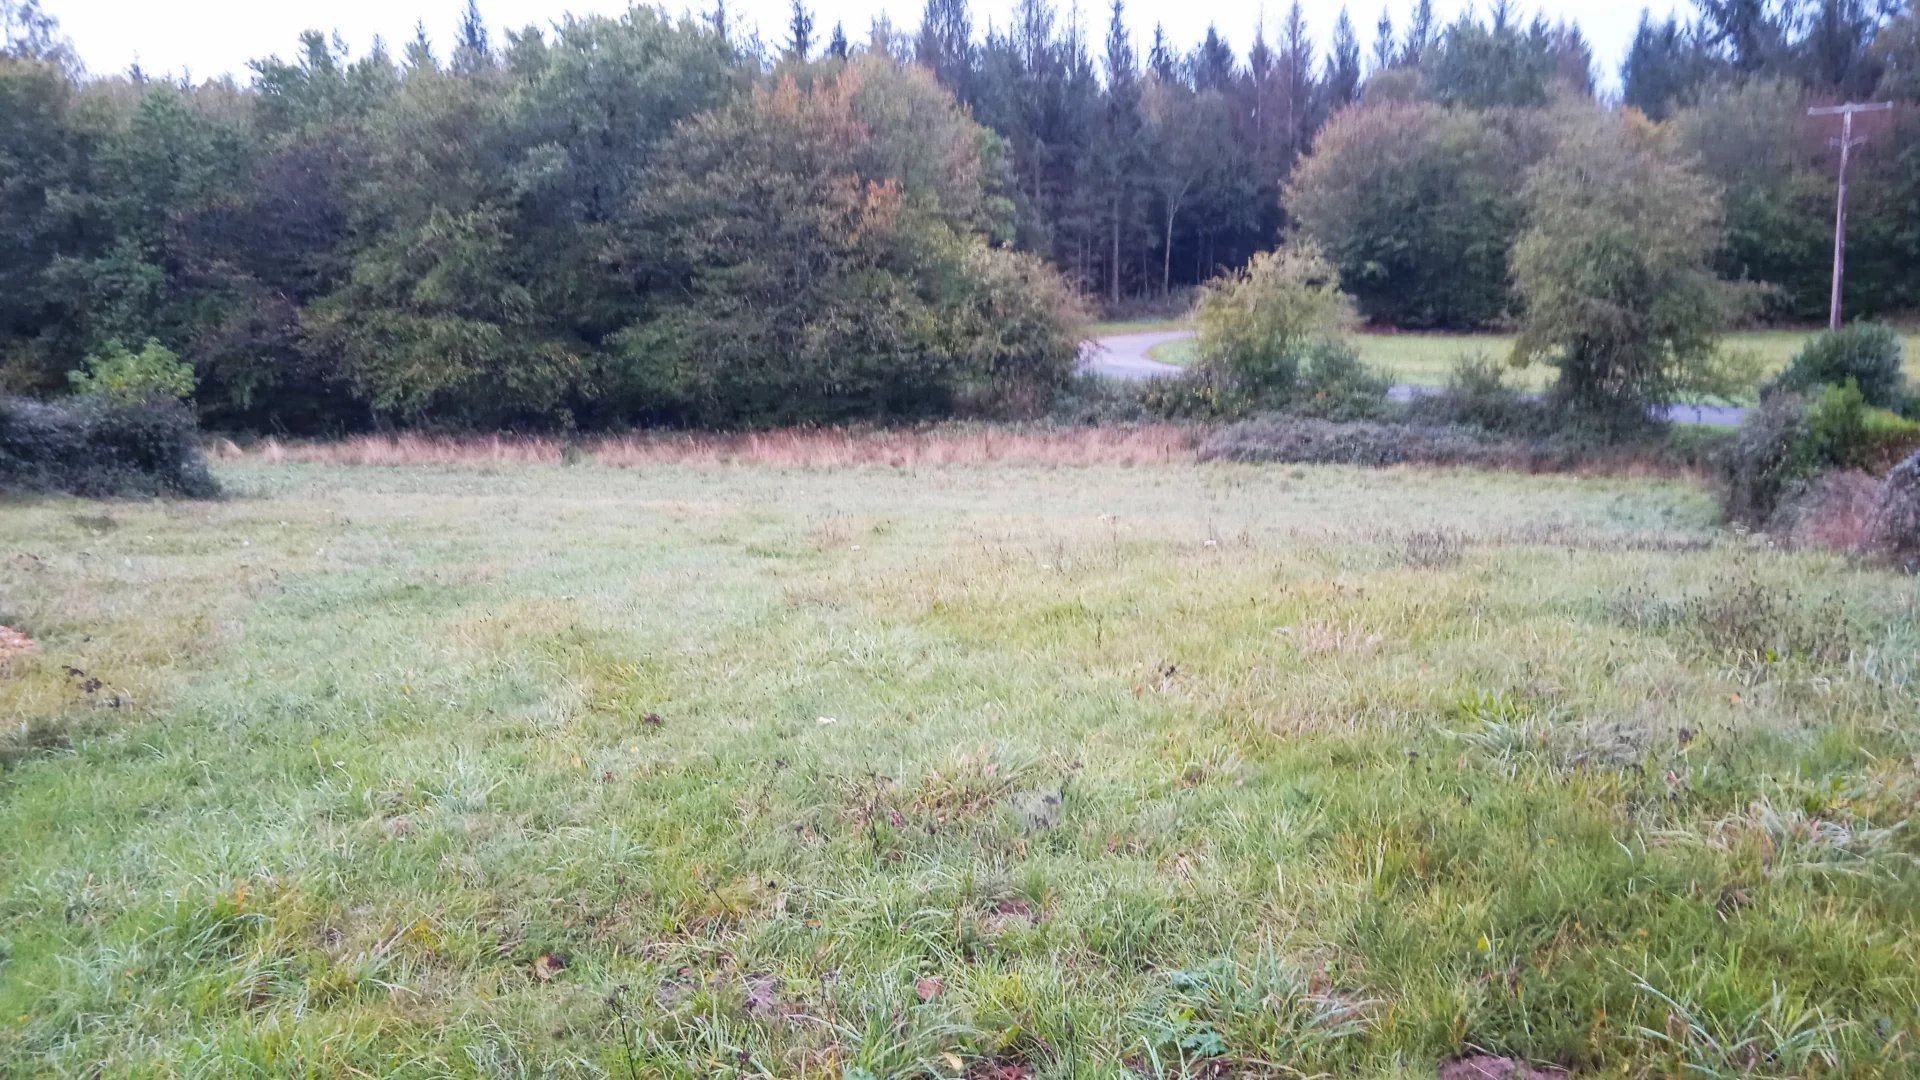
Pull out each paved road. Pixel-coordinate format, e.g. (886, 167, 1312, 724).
(1080, 328, 1748, 427)
(1078, 329, 1189, 380)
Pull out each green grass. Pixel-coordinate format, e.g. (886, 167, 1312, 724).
(1129, 327, 1920, 397)
(4, 457, 1920, 1076)
(1087, 318, 1190, 338)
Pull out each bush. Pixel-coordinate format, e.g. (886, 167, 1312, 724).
(1766, 323, 1908, 410)
(1048, 373, 1153, 425)
(67, 338, 196, 403)
(1201, 414, 1568, 470)
(1718, 383, 1920, 527)
(0, 395, 218, 498)
(937, 243, 1087, 418)
(1719, 392, 1812, 526)
(1512, 106, 1750, 425)
(1802, 380, 1920, 471)
(1192, 245, 1355, 404)
(1864, 449, 1920, 569)
(1137, 370, 1252, 422)
(1405, 354, 1546, 434)
(1286, 101, 1540, 328)
(1291, 341, 1389, 421)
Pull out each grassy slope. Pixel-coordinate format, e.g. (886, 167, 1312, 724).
(3, 460, 1919, 1077)
(1126, 325, 1920, 396)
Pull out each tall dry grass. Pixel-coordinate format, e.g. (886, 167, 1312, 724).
(209, 425, 1198, 469)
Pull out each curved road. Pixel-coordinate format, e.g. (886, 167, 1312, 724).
(1080, 328, 1748, 427)
(1077, 329, 1190, 380)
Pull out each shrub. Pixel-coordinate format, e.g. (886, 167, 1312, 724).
(1766, 324, 1908, 410)
(1200, 414, 1573, 470)
(609, 67, 1084, 427)
(1291, 341, 1389, 421)
(1802, 380, 1920, 471)
(1512, 106, 1751, 426)
(1192, 245, 1355, 404)
(1048, 373, 1152, 425)
(1286, 101, 1540, 328)
(936, 243, 1087, 418)
(1864, 448, 1920, 569)
(1719, 384, 1920, 527)
(67, 338, 196, 403)
(1405, 353, 1545, 434)
(1719, 392, 1811, 526)
(0, 395, 218, 498)
(1771, 470, 1882, 553)
(1137, 370, 1252, 422)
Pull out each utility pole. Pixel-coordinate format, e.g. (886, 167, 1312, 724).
(1808, 102, 1893, 331)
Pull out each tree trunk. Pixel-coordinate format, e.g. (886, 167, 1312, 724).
(1163, 206, 1175, 297)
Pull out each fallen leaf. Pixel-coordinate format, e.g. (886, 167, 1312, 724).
(916, 975, 944, 1001)
(641, 712, 664, 727)
(532, 952, 568, 982)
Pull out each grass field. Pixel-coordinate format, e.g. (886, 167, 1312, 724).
(4, 448, 1920, 1077)
(1121, 323, 1920, 398)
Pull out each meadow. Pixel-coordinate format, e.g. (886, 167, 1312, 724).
(3, 443, 1919, 1077)
(1094, 322, 1920, 397)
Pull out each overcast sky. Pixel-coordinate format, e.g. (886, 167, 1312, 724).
(48, 0, 1684, 87)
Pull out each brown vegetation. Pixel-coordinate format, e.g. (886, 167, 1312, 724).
(211, 425, 1198, 470)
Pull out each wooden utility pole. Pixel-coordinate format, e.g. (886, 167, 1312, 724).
(1808, 102, 1893, 331)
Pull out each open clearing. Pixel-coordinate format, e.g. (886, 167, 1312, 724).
(1103, 323, 1920, 396)
(3, 451, 1919, 1077)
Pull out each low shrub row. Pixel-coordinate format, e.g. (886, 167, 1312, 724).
(1194, 414, 1701, 472)
(0, 395, 218, 498)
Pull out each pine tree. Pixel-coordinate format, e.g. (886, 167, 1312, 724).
(1322, 9, 1362, 113)
(827, 21, 848, 59)
(1698, 0, 1788, 73)
(1372, 7, 1396, 72)
(404, 20, 436, 71)
(1553, 21, 1595, 95)
(1279, 2, 1315, 156)
(1099, 0, 1143, 302)
(2, 0, 75, 72)
(1193, 26, 1236, 91)
(452, 0, 489, 73)
(1622, 10, 1709, 120)
(1401, 0, 1435, 66)
(916, 0, 974, 99)
(786, 0, 814, 60)
(1802, 0, 1878, 94)
(1149, 23, 1175, 80)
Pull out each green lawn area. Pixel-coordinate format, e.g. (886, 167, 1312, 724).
(1128, 325, 1920, 398)
(1086, 318, 1191, 337)
(4, 453, 1920, 1076)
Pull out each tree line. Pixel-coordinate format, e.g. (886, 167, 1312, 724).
(2, 0, 1917, 433)
(920, 0, 1919, 324)
(2, 0, 1082, 431)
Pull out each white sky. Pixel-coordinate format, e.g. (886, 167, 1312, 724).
(48, 0, 1683, 88)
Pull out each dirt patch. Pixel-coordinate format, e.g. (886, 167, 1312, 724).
(1438, 1055, 1569, 1080)
(0, 626, 37, 665)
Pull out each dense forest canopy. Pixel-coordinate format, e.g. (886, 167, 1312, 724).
(2, 0, 1918, 431)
